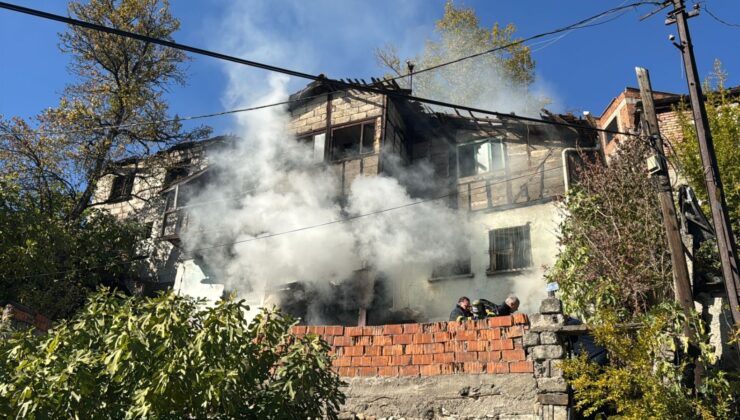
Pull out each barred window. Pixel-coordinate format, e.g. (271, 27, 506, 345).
(488, 225, 532, 273)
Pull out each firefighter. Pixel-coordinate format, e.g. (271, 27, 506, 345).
(470, 295, 520, 319)
(449, 296, 473, 321)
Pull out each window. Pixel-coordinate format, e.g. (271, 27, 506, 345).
(458, 138, 505, 177)
(604, 117, 619, 144)
(331, 122, 375, 160)
(164, 160, 191, 186)
(431, 258, 472, 280)
(108, 172, 135, 202)
(488, 225, 532, 273)
(298, 132, 326, 162)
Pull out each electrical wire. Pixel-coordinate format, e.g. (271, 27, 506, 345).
(5, 163, 570, 280)
(385, 1, 662, 82)
(0, 1, 640, 139)
(702, 2, 740, 28)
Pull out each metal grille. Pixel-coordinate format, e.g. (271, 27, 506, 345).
(488, 224, 532, 272)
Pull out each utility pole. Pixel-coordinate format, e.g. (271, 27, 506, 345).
(635, 67, 694, 315)
(668, 0, 740, 329)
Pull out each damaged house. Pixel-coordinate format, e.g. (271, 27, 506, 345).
(94, 79, 598, 324)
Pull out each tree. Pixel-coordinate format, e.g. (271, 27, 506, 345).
(0, 290, 345, 419)
(675, 61, 740, 242)
(549, 139, 737, 417)
(375, 0, 536, 109)
(0, 0, 209, 317)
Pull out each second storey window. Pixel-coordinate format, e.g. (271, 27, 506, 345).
(331, 121, 375, 160)
(108, 171, 135, 202)
(488, 224, 532, 273)
(430, 258, 472, 281)
(458, 137, 505, 177)
(298, 132, 326, 162)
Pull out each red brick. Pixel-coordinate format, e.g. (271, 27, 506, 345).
(454, 352, 478, 363)
(463, 362, 484, 373)
(446, 321, 461, 332)
(433, 352, 454, 363)
(490, 339, 514, 351)
(405, 344, 424, 355)
(487, 316, 513, 327)
(344, 346, 364, 356)
(354, 336, 373, 346)
(403, 323, 420, 334)
(433, 332, 451, 342)
(399, 365, 420, 376)
(486, 362, 509, 374)
(378, 366, 399, 376)
(413, 333, 434, 344)
(425, 322, 447, 333)
(364, 345, 382, 356)
(461, 319, 478, 330)
(363, 326, 383, 336)
(455, 330, 477, 341)
(383, 345, 405, 356)
(501, 349, 526, 362)
(479, 328, 501, 340)
(412, 354, 434, 365)
(473, 319, 489, 330)
(346, 326, 364, 337)
(383, 324, 403, 335)
(477, 351, 501, 362)
(306, 326, 326, 335)
(444, 341, 466, 353)
(333, 336, 353, 346)
(513, 313, 529, 325)
(509, 361, 534, 373)
(291, 325, 307, 335)
(373, 335, 392, 346)
(506, 326, 524, 338)
(466, 341, 487, 352)
(338, 367, 355, 377)
(420, 364, 442, 376)
(440, 364, 458, 375)
(393, 334, 413, 345)
(352, 356, 372, 366)
(324, 325, 344, 335)
(356, 367, 377, 377)
(390, 355, 412, 366)
(332, 357, 352, 367)
(422, 343, 445, 354)
(371, 356, 391, 366)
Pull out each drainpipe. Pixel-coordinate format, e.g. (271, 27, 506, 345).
(561, 112, 601, 194)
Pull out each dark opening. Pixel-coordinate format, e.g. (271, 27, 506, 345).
(604, 118, 619, 144)
(331, 121, 375, 160)
(108, 172, 135, 202)
(431, 258, 472, 279)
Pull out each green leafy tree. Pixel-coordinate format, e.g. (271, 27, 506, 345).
(0, 0, 209, 317)
(375, 0, 536, 108)
(675, 61, 740, 242)
(0, 290, 345, 419)
(549, 139, 737, 417)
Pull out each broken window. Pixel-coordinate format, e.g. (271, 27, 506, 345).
(108, 171, 135, 202)
(298, 132, 326, 162)
(164, 160, 191, 186)
(458, 138, 505, 177)
(431, 258, 472, 280)
(604, 117, 619, 144)
(331, 121, 375, 160)
(488, 225, 532, 273)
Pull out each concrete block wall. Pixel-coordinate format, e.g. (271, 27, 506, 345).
(291, 313, 532, 378)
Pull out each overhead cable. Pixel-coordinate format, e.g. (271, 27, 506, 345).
(0, 1, 639, 139)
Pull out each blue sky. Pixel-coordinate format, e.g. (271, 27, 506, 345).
(1, 0, 739, 136)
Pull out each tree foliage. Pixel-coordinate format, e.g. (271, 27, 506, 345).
(375, 0, 535, 108)
(674, 61, 740, 242)
(0, 290, 345, 419)
(548, 139, 673, 321)
(549, 140, 737, 417)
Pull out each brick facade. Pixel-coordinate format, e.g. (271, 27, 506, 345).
(292, 314, 532, 378)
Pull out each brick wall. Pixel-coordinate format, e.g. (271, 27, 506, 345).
(291, 313, 532, 378)
(2, 304, 52, 332)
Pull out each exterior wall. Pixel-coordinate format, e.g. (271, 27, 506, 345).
(291, 314, 531, 378)
(2, 303, 52, 333)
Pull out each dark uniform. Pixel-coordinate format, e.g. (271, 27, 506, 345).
(449, 304, 472, 321)
(494, 301, 514, 316)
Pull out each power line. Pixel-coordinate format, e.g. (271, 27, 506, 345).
(386, 1, 661, 82)
(702, 2, 740, 28)
(6, 163, 570, 280)
(0, 1, 639, 139)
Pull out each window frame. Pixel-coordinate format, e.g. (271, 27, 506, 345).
(486, 224, 532, 275)
(429, 257, 474, 282)
(330, 120, 376, 162)
(297, 131, 327, 162)
(107, 171, 136, 203)
(457, 136, 506, 178)
(603, 116, 619, 144)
